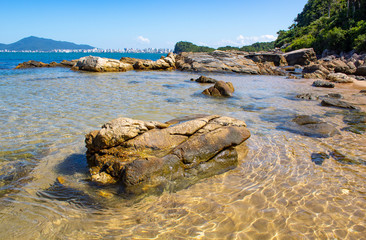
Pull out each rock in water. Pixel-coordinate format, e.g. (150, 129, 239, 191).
(279, 115, 339, 138)
(202, 81, 235, 97)
(85, 115, 250, 195)
(321, 98, 361, 111)
(191, 76, 218, 83)
(73, 56, 134, 72)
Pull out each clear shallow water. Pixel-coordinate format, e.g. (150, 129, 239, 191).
(0, 53, 366, 239)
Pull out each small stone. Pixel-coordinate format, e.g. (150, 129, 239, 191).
(296, 93, 319, 100)
(56, 176, 65, 185)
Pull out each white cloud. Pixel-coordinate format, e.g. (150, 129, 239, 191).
(216, 34, 277, 47)
(137, 36, 150, 44)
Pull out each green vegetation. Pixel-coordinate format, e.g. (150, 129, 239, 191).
(239, 42, 275, 52)
(174, 41, 275, 53)
(275, 0, 366, 54)
(173, 41, 215, 54)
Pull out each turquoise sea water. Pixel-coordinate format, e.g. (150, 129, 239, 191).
(0, 52, 165, 70)
(0, 53, 365, 239)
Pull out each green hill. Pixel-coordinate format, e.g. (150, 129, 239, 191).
(275, 0, 366, 54)
(0, 36, 95, 51)
(174, 41, 275, 53)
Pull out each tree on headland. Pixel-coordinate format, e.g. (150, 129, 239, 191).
(173, 41, 215, 54)
(174, 41, 275, 53)
(275, 0, 366, 54)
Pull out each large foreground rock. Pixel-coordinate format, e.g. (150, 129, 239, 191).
(72, 56, 134, 72)
(85, 115, 250, 195)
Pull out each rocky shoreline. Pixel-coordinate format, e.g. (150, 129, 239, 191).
(15, 48, 366, 84)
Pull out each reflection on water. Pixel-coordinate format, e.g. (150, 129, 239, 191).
(0, 68, 365, 239)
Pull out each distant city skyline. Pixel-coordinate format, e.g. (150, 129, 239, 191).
(1, 0, 308, 49)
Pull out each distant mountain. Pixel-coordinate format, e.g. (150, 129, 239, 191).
(0, 36, 95, 51)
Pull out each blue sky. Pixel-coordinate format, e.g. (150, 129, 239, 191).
(0, 0, 308, 49)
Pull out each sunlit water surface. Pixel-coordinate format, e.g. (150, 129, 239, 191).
(0, 66, 365, 239)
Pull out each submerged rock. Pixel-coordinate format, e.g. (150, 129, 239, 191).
(312, 80, 335, 88)
(279, 115, 339, 138)
(343, 112, 366, 134)
(85, 115, 250, 195)
(321, 98, 361, 111)
(296, 93, 319, 101)
(202, 81, 235, 97)
(311, 152, 329, 165)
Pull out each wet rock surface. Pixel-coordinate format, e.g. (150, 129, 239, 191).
(202, 81, 235, 97)
(85, 115, 250, 195)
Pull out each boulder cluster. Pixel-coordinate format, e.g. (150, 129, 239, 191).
(303, 52, 366, 82)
